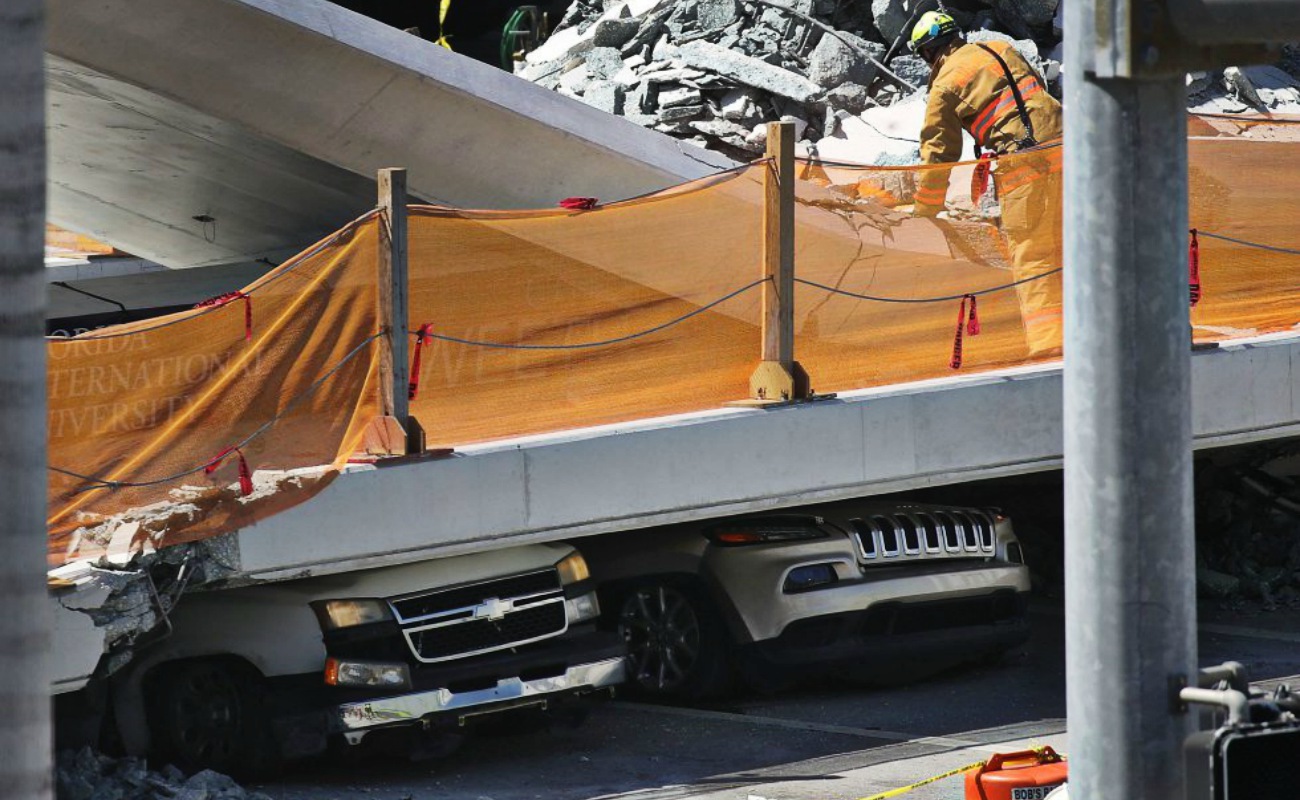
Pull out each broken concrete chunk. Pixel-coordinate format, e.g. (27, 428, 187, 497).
(825, 82, 871, 115)
(525, 25, 596, 67)
(657, 103, 707, 121)
(652, 35, 682, 62)
(665, 0, 701, 37)
(679, 40, 821, 103)
(593, 17, 642, 47)
(992, 0, 1059, 39)
(641, 66, 708, 83)
(586, 46, 627, 79)
(659, 85, 703, 107)
(560, 63, 592, 94)
(584, 80, 627, 114)
(696, 0, 741, 29)
(807, 31, 882, 89)
(871, 0, 912, 42)
(692, 118, 751, 136)
(612, 65, 643, 87)
(888, 55, 930, 89)
(720, 87, 761, 120)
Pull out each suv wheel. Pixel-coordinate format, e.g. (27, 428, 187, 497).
(614, 580, 731, 701)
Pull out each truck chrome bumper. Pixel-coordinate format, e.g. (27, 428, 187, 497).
(330, 656, 625, 733)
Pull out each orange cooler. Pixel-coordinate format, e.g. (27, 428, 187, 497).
(965, 747, 1068, 800)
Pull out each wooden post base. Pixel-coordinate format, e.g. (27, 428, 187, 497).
(746, 360, 810, 403)
(361, 415, 409, 456)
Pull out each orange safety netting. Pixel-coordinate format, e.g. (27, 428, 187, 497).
(48, 215, 383, 565)
(47, 118, 1300, 564)
(405, 166, 766, 449)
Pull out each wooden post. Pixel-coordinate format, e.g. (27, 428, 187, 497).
(749, 121, 809, 402)
(373, 167, 414, 454)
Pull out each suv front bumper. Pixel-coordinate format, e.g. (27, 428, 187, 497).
(742, 589, 1030, 672)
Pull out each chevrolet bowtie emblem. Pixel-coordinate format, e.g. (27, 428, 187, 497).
(474, 597, 512, 621)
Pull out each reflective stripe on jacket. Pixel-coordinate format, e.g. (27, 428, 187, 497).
(916, 40, 1063, 212)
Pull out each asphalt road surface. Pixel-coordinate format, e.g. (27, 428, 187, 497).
(257, 601, 1300, 800)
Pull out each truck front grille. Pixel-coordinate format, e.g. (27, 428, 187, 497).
(850, 510, 996, 566)
(389, 569, 569, 663)
(406, 600, 568, 662)
(390, 569, 561, 623)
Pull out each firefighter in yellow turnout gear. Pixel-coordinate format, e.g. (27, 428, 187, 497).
(910, 12, 1064, 356)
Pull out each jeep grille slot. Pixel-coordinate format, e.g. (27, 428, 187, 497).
(851, 519, 877, 558)
(916, 513, 943, 553)
(389, 569, 568, 663)
(851, 510, 997, 566)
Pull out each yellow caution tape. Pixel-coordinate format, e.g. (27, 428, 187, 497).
(854, 759, 988, 800)
(436, 0, 454, 50)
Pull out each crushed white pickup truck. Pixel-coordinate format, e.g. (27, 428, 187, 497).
(51, 541, 623, 777)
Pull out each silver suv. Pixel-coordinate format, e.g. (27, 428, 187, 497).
(578, 500, 1030, 700)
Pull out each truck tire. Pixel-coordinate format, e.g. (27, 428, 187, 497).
(144, 658, 280, 780)
(611, 579, 732, 702)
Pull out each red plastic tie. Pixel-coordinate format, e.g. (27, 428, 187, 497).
(408, 323, 433, 401)
(196, 291, 253, 341)
(205, 445, 254, 496)
(559, 197, 599, 210)
(1188, 228, 1202, 307)
(950, 294, 981, 370)
(970, 152, 994, 204)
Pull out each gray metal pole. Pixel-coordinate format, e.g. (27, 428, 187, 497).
(0, 0, 52, 798)
(1063, 0, 1198, 798)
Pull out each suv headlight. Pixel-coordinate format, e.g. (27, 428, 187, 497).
(312, 599, 393, 631)
(704, 518, 830, 546)
(556, 552, 591, 585)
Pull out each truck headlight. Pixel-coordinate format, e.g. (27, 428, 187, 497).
(565, 592, 600, 623)
(312, 599, 393, 631)
(325, 657, 411, 689)
(556, 552, 591, 585)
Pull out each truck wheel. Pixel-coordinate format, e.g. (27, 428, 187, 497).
(614, 580, 731, 701)
(145, 659, 280, 780)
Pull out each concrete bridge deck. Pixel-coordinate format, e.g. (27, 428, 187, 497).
(227, 332, 1300, 583)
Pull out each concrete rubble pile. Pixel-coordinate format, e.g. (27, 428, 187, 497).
(1187, 54, 1300, 116)
(518, 1, 1300, 165)
(515, 0, 1063, 164)
(56, 748, 270, 800)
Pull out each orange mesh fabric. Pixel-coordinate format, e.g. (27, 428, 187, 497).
(1189, 137, 1300, 339)
(47, 215, 382, 565)
(405, 165, 767, 449)
(792, 145, 1064, 392)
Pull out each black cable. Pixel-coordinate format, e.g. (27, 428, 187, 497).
(411, 278, 768, 350)
(52, 281, 128, 313)
(796, 268, 1061, 303)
